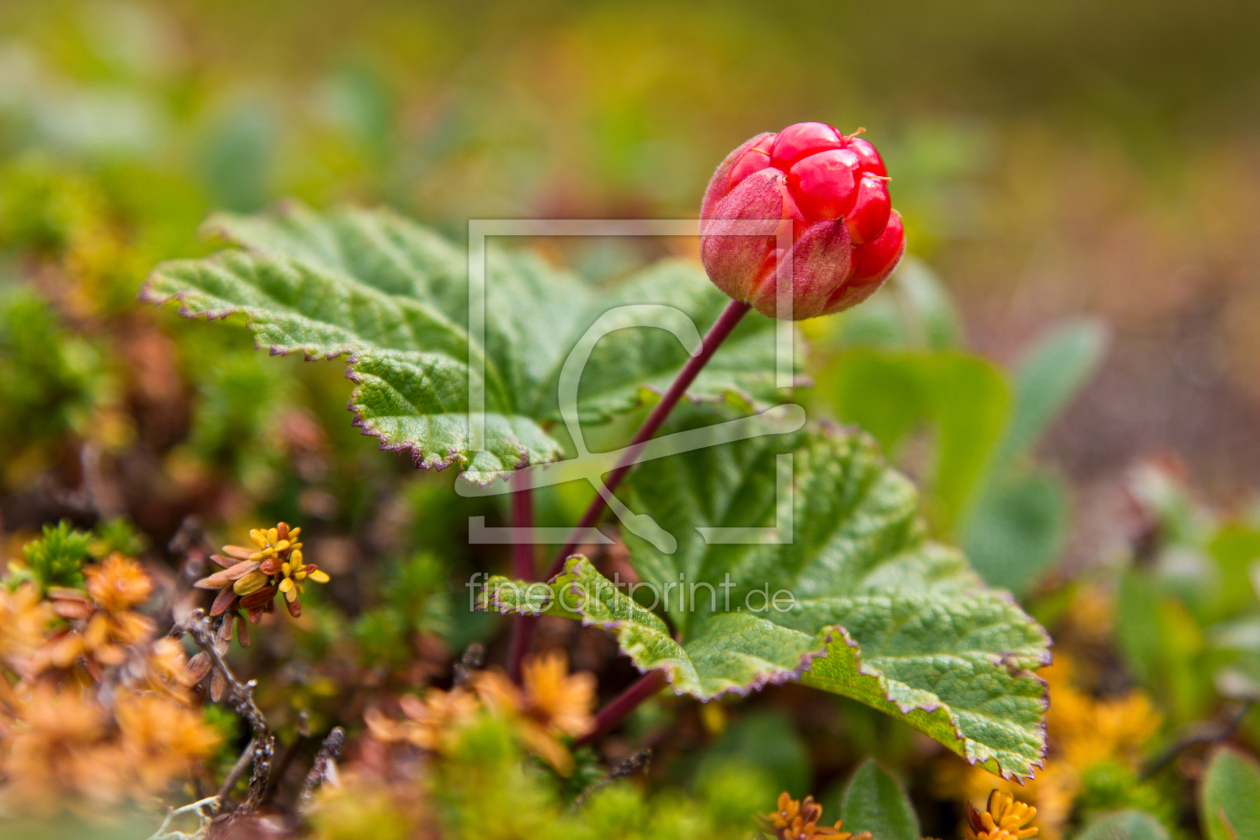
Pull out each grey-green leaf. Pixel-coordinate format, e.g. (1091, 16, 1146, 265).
(1076, 810, 1169, 840)
(962, 472, 1070, 596)
(839, 760, 920, 840)
(998, 319, 1107, 467)
(1201, 747, 1260, 840)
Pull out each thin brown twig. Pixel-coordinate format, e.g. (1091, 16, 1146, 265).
(261, 711, 311, 806)
(180, 609, 276, 818)
(215, 739, 255, 801)
(298, 726, 346, 813)
(453, 642, 485, 688)
(570, 749, 652, 811)
(1141, 699, 1256, 779)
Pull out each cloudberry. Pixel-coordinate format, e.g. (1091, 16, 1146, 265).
(700, 122, 905, 320)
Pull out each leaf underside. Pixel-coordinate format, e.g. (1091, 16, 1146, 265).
(140, 201, 792, 483)
(484, 417, 1050, 780)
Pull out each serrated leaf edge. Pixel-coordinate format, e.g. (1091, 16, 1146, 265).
(482, 555, 1049, 780)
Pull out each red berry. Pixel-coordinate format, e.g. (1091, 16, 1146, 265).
(849, 211, 905, 282)
(769, 122, 845, 170)
(700, 123, 903, 320)
(847, 136, 887, 177)
(844, 174, 891, 244)
(728, 147, 772, 190)
(788, 149, 860, 222)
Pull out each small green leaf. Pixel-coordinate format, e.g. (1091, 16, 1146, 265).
(962, 472, 1070, 596)
(22, 520, 94, 592)
(142, 203, 789, 483)
(1075, 810, 1169, 840)
(825, 349, 1010, 533)
(998, 319, 1106, 467)
(1201, 747, 1260, 840)
(838, 760, 920, 840)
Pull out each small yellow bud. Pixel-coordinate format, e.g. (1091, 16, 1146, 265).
(233, 570, 268, 596)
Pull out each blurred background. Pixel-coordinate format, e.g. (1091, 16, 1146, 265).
(5, 0, 1260, 535)
(4, 2, 1260, 834)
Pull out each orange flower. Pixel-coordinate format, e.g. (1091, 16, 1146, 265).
(1044, 659, 1161, 770)
(368, 651, 596, 775)
(473, 651, 596, 774)
(0, 684, 122, 813)
(84, 553, 152, 612)
(34, 558, 155, 676)
(365, 687, 480, 752)
(966, 791, 1038, 840)
(114, 688, 221, 793)
(522, 649, 597, 738)
(764, 792, 870, 840)
(136, 637, 198, 704)
(193, 522, 323, 623)
(0, 582, 54, 674)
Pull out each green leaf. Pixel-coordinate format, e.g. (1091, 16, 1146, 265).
(1207, 525, 1260, 621)
(825, 350, 1010, 532)
(1075, 810, 1170, 840)
(953, 320, 1102, 593)
(962, 472, 1070, 596)
(838, 760, 920, 840)
(141, 202, 787, 483)
(998, 319, 1106, 466)
(22, 520, 94, 591)
(1201, 747, 1260, 840)
(483, 418, 1050, 779)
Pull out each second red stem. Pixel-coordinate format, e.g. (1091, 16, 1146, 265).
(506, 471, 535, 683)
(577, 669, 668, 746)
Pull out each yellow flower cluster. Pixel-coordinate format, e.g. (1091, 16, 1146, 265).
(940, 655, 1162, 840)
(366, 650, 596, 774)
(194, 522, 329, 623)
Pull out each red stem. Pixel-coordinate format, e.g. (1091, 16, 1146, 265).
(577, 669, 668, 746)
(543, 299, 752, 581)
(506, 471, 536, 683)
